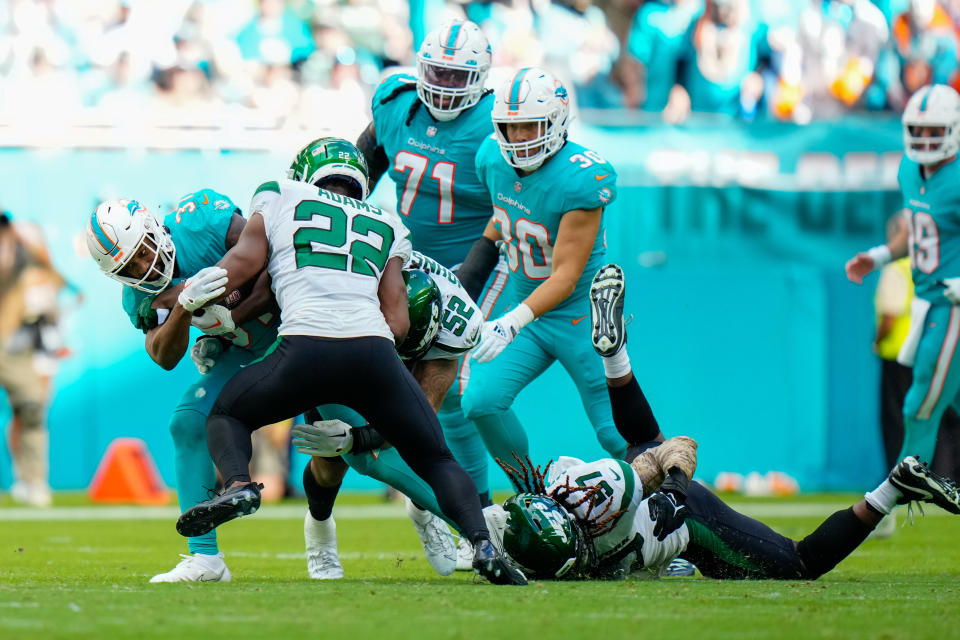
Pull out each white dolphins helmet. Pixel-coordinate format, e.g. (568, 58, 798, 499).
(417, 19, 492, 122)
(902, 84, 960, 165)
(492, 67, 570, 171)
(86, 199, 176, 293)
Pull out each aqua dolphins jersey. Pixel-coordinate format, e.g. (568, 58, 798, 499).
(474, 136, 617, 310)
(372, 73, 496, 269)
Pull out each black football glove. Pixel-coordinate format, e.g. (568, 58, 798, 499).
(647, 490, 688, 541)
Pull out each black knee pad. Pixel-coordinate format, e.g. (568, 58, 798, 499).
(13, 401, 44, 429)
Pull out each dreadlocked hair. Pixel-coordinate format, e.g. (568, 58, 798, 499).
(497, 454, 629, 539)
(374, 80, 421, 126)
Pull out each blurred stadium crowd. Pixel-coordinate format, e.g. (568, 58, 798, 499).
(3, 0, 960, 133)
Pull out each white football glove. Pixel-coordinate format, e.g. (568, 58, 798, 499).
(943, 278, 960, 305)
(178, 267, 228, 312)
(190, 304, 236, 336)
(190, 336, 224, 375)
(291, 419, 354, 457)
(471, 304, 534, 363)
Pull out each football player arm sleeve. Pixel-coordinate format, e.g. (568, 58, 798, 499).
(216, 212, 269, 296)
(456, 219, 501, 301)
(378, 256, 410, 343)
(356, 121, 389, 192)
(522, 207, 602, 317)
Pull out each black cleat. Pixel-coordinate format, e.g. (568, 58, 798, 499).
(472, 539, 528, 586)
(176, 482, 264, 538)
(589, 264, 626, 357)
(889, 456, 960, 515)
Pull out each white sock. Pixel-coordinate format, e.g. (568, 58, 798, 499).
(406, 499, 432, 525)
(864, 479, 899, 515)
(602, 347, 632, 379)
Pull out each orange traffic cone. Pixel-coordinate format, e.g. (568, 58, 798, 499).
(88, 438, 170, 505)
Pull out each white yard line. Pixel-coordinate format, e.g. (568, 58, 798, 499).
(0, 501, 948, 522)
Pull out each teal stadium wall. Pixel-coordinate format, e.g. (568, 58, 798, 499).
(0, 116, 903, 492)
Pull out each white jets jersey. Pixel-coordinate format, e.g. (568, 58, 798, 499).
(407, 251, 481, 361)
(252, 178, 412, 340)
(547, 457, 689, 578)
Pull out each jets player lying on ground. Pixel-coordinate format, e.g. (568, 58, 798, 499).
(500, 264, 960, 580)
(303, 263, 960, 579)
(174, 137, 527, 585)
(85, 192, 280, 583)
(357, 20, 519, 570)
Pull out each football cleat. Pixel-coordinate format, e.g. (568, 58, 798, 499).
(176, 482, 264, 538)
(590, 264, 627, 357)
(405, 498, 457, 576)
(455, 536, 474, 571)
(473, 539, 528, 586)
(149, 553, 232, 583)
(889, 456, 960, 515)
(305, 512, 344, 580)
(663, 558, 696, 577)
(10, 481, 52, 508)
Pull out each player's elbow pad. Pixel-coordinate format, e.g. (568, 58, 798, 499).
(456, 237, 499, 301)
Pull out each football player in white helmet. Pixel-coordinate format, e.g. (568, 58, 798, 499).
(846, 84, 960, 470)
(86, 199, 176, 294)
(355, 19, 519, 571)
(489, 67, 571, 171)
(85, 190, 280, 584)
(455, 69, 627, 506)
(416, 19, 492, 121)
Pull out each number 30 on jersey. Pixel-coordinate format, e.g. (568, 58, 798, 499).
(492, 206, 551, 279)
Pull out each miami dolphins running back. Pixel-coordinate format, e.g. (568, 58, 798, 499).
(85, 192, 278, 582)
(846, 84, 960, 467)
(356, 18, 521, 567)
(457, 67, 626, 479)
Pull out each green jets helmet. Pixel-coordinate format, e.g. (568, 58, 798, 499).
(397, 269, 442, 361)
(502, 493, 588, 579)
(288, 137, 370, 200)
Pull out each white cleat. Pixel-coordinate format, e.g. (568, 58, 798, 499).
(405, 497, 457, 576)
(149, 553, 232, 583)
(10, 481, 52, 508)
(455, 535, 474, 571)
(483, 504, 507, 553)
(304, 512, 344, 580)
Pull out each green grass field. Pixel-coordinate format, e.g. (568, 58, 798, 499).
(1, 493, 958, 640)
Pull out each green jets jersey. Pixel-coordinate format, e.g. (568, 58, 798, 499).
(474, 136, 616, 310)
(121, 189, 278, 352)
(898, 157, 960, 305)
(372, 73, 495, 268)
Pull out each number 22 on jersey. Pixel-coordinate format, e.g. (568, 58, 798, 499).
(395, 151, 456, 224)
(293, 200, 394, 276)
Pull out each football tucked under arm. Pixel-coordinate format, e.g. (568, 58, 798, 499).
(630, 436, 698, 498)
